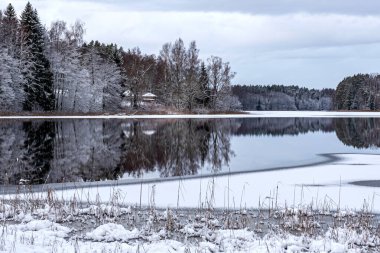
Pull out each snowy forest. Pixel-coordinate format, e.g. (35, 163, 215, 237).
(335, 74, 380, 110)
(0, 3, 239, 113)
(232, 85, 335, 111)
(233, 74, 380, 111)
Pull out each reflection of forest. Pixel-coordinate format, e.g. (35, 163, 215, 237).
(334, 118, 380, 148)
(0, 119, 235, 184)
(117, 120, 234, 178)
(0, 117, 377, 185)
(235, 118, 334, 136)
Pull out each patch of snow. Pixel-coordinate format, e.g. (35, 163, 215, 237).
(86, 223, 139, 241)
(0, 220, 376, 252)
(14, 220, 71, 238)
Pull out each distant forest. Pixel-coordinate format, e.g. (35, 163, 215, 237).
(335, 74, 380, 110)
(0, 2, 239, 113)
(234, 73, 380, 111)
(232, 85, 335, 111)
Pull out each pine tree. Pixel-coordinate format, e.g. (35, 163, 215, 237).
(198, 61, 210, 106)
(2, 4, 18, 55)
(20, 2, 55, 111)
(0, 10, 3, 45)
(184, 40, 200, 111)
(0, 4, 25, 111)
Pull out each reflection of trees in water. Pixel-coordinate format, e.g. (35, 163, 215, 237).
(50, 120, 123, 182)
(117, 119, 234, 178)
(0, 120, 123, 184)
(0, 117, 379, 185)
(335, 118, 380, 148)
(235, 118, 334, 136)
(117, 121, 156, 177)
(21, 121, 55, 184)
(0, 121, 55, 184)
(0, 121, 26, 184)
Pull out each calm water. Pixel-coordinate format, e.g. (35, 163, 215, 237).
(0, 117, 378, 185)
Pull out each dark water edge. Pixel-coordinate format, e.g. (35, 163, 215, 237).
(350, 180, 380, 187)
(0, 153, 342, 194)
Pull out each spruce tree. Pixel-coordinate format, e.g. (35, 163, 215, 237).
(20, 2, 55, 111)
(3, 4, 18, 54)
(198, 61, 210, 106)
(0, 10, 3, 45)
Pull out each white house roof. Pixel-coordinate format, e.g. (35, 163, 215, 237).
(143, 130, 156, 136)
(142, 92, 157, 97)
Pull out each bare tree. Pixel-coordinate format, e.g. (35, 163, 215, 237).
(171, 38, 187, 109)
(122, 48, 155, 109)
(184, 41, 200, 111)
(207, 56, 236, 110)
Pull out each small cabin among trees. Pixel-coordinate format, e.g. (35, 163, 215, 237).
(122, 90, 158, 108)
(142, 92, 157, 102)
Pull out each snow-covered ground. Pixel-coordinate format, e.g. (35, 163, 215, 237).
(0, 220, 378, 252)
(0, 111, 379, 119)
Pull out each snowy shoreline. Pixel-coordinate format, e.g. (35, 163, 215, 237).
(0, 110, 379, 119)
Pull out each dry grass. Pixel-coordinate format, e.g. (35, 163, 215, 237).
(0, 176, 379, 253)
(0, 184, 378, 245)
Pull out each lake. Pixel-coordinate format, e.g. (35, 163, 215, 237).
(1, 116, 380, 210)
(0, 117, 378, 184)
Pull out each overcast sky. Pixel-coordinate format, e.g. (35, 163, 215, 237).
(8, 0, 380, 88)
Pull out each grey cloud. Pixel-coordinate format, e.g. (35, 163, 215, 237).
(75, 0, 380, 15)
(9, 0, 380, 88)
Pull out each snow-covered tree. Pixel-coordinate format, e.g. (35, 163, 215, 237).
(0, 48, 25, 111)
(183, 41, 200, 111)
(2, 4, 19, 56)
(20, 2, 55, 111)
(80, 41, 123, 112)
(48, 20, 90, 112)
(0, 4, 25, 112)
(207, 56, 236, 110)
(171, 38, 187, 109)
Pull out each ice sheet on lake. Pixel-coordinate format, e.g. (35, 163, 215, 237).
(4, 153, 379, 212)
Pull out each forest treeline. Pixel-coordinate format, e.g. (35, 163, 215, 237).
(233, 73, 380, 111)
(335, 74, 380, 110)
(0, 3, 240, 113)
(232, 85, 335, 111)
